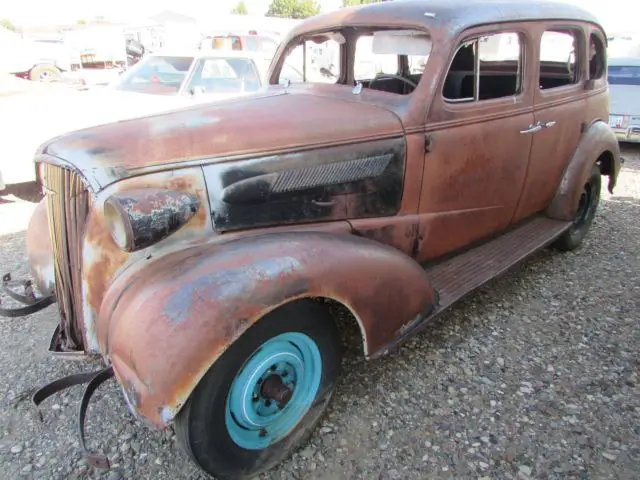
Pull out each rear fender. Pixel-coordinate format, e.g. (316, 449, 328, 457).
(99, 231, 437, 427)
(546, 120, 621, 220)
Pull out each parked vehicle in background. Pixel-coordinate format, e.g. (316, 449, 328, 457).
(112, 50, 263, 98)
(0, 51, 263, 191)
(0, 26, 78, 82)
(200, 32, 281, 77)
(1, 1, 621, 479)
(607, 56, 640, 143)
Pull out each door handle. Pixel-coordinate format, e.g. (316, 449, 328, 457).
(312, 199, 337, 207)
(520, 124, 543, 135)
(541, 120, 557, 128)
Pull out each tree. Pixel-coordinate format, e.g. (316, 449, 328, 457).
(266, 0, 320, 19)
(231, 2, 249, 15)
(0, 18, 17, 32)
(342, 0, 384, 6)
(76, 19, 87, 25)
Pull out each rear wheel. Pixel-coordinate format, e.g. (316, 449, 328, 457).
(552, 164, 601, 251)
(175, 300, 341, 479)
(29, 64, 61, 82)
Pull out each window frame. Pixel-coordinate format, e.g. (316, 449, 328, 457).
(441, 31, 526, 104)
(588, 31, 606, 80)
(537, 27, 584, 92)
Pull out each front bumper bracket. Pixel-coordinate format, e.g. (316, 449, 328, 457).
(32, 366, 115, 469)
(0, 273, 55, 317)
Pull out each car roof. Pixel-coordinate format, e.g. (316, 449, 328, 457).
(608, 56, 640, 67)
(287, 0, 604, 40)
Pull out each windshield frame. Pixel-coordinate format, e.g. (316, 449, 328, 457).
(267, 25, 433, 99)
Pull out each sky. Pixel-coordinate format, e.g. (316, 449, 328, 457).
(1, 0, 638, 34)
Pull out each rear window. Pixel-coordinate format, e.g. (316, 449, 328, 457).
(608, 65, 640, 86)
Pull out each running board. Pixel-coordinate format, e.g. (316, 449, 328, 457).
(372, 216, 571, 357)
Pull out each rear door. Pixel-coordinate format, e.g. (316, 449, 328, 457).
(512, 25, 587, 222)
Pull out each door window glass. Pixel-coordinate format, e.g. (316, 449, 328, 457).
(539, 30, 580, 89)
(443, 32, 523, 102)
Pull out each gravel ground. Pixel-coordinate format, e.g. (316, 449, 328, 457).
(1, 146, 639, 480)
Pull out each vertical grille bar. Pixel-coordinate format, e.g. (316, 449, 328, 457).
(44, 164, 90, 350)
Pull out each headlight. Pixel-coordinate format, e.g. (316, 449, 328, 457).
(104, 189, 200, 253)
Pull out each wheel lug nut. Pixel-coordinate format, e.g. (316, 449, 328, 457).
(270, 365, 277, 372)
(259, 429, 267, 437)
(265, 399, 272, 407)
(282, 371, 288, 377)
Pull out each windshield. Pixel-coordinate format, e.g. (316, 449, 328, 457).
(114, 55, 194, 95)
(608, 65, 640, 86)
(184, 57, 262, 95)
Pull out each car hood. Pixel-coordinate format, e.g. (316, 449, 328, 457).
(0, 87, 245, 186)
(39, 86, 405, 191)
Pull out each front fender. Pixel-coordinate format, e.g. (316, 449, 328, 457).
(546, 120, 621, 221)
(99, 231, 437, 427)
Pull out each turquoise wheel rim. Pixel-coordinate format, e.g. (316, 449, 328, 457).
(225, 332, 323, 450)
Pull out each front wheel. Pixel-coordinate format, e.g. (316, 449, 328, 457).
(175, 300, 341, 479)
(552, 164, 601, 251)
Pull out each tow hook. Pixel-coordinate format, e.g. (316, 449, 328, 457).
(0, 273, 55, 317)
(32, 366, 115, 469)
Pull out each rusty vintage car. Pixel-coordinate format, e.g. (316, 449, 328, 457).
(0, 0, 622, 478)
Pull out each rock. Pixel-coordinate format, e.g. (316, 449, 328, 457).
(10, 445, 23, 454)
(300, 446, 315, 459)
(519, 465, 532, 476)
(602, 451, 618, 461)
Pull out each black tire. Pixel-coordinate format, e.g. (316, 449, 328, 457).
(552, 164, 601, 251)
(175, 300, 341, 479)
(29, 64, 61, 82)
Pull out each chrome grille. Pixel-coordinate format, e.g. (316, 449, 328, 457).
(43, 164, 90, 350)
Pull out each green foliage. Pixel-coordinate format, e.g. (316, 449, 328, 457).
(0, 18, 17, 32)
(266, 0, 321, 19)
(231, 2, 249, 15)
(342, 0, 384, 6)
(76, 19, 87, 25)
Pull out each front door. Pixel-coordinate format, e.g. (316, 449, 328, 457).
(416, 29, 535, 262)
(512, 26, 586, 222)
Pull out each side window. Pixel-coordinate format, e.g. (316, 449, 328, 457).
(589, 33, 606, 79)
(443, 32, 523, 103)
(539, 30, 580, 89)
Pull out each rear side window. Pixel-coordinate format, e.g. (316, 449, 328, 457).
(443, 32, 523, 103)
(589, 33, 606, 79)
(539, 30, 580, 89)
(608, 65, 640, 85)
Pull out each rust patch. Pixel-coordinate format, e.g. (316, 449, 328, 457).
(101, 231, 436, 427)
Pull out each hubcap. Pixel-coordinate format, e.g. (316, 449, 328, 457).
(225, 332, 322, 450)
